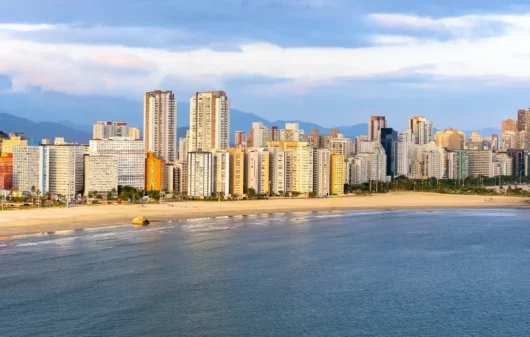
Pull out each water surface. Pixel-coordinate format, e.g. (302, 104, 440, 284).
(2, 209, 530, 336)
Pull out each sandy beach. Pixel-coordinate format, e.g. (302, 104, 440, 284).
(0, 192, 528, 237)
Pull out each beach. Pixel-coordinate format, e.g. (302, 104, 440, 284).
(0, 192, 527, 237)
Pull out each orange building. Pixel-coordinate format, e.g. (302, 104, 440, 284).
(145, 152, 167, 191)
(501, 119, 517, 134)
(0, 152, 13, 190)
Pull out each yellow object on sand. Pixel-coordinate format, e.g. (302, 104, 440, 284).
(132, 216, 149, 226)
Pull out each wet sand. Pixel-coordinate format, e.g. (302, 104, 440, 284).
(0, 192, 527, 237)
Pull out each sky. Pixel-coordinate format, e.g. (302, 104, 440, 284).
(1, 0, 530, 129)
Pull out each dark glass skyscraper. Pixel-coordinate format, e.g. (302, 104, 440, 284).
(380, 128, 398, 178)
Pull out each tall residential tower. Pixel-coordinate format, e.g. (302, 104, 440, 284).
(143, 90, 177, 163)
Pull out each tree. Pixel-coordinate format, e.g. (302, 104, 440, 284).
(106, 191, 113, 201)
(309, 191, 317, 198)
(247, 188, 256, 199)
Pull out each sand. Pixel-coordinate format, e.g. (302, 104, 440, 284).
(0, 192, 528, 237)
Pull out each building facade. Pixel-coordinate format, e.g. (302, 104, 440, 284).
(93, 121, 129, 140)
(145, 152, 167, 191)
(84, 155, 118, 196)
(409, 116, 434, 145)
(368, 116, 387, 142)
(47, 145, 84, 198)
(187, 151, 213, 198)
(213, 150, 230, 198)
(227, 148, 245, 198)
(0, 153, 13, 190)
(380, 128, 397, 177)
(144, 90, 177, 163)
(12, 145, 48, 196)
(313, 149, 330, 196)
(89, 138, 146, 190)
(330, 153, 345, 195)
(468, 150, 493, 177)
(189, 91, 230, 152)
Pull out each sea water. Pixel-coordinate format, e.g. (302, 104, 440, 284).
(1, 209, 530, 336)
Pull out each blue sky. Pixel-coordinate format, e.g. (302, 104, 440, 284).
(1, 0, 530, 129)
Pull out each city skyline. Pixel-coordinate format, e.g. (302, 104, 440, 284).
(3, 2, 530, 128)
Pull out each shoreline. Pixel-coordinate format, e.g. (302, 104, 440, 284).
(1, 192, 528, 238)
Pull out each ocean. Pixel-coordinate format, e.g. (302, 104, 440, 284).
(1, 209, 530, 336)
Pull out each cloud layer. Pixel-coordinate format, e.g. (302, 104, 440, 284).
(2, 11, 530, 98)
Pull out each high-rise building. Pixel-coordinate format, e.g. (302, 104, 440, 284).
(518, 110, 527, 132)
(145, 152, 167, 191)
(493, 153, 513, 177)
(501, 119, 517, 134)
(178, 131, 189, 163)
(468, 150, 493, 177)
(421, 142, 446, 179)
(368, 143, 387, 182)
(89, 137, 146, 190)
(328, 134, 354, 158)
(0, 153, 13, 190)
(447, 150, 469, 180)
(313, 149, 330, 196)
(245, 148, 270, 194)
(12, 145, 48, 195)
(93, 121, 129, 140)
(129, 128, 141, 140)
(284, 123, 304, 142)
(307, 129, 321, 149)
(501, 131, 517, 150)
(348, 155, 369, 185)
(269, 147, 286, 196)
(380, 128, 397, 177)
(396, 130, 414, 177)
(2, 135, 28, 154)
(84, 155, 118, 196)
(213, 150, 230, 198)
(166, 164, 174, 193)
(409, 116, 434, 145)
(174, 162, 188, 195)
(47, 145, 84, 198)
(434, 128, 465, 150)
(234, 131, 246, 147)
(491, 134, 499, 151)
(368, 116, 387, 141)
(355, 136, 369, 155)
(227, 148, 245, 198)
(187, 151, 213, 198)
(189, 91, 230, 152)
(249, 122, 271, 148)
(507, 149, 525, 178)
(267, 141, 313, 194)
(143, 90, 177, 163)
(330, 153, 345, 195)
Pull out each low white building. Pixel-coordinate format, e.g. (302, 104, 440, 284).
(84, 155, 118, 196)
(89, 137, 145, 190)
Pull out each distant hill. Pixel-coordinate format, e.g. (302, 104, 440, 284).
(0, 112, 91, 143)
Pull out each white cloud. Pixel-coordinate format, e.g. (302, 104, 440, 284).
(3, 13, 530, 96)
(0, 23, 60, 32)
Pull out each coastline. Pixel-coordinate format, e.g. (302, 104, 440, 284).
(1, 192, 528, 238)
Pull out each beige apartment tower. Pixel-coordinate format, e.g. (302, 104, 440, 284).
(189, 91, 230, 152)
(144, 90, 177, 163)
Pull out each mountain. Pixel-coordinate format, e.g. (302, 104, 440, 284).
(0, 112, 91, 143)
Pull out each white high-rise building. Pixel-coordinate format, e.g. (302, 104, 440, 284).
(328, 134, 354, 158)
(409, 116, 434, 145)
(144, 90, 177, 163)
(213, 150, 230, 198)
(396, 130, 414, 177)
(313, 149, 331, 196)
(89, 137, 145, 190)
(93, 121, 129, 140)
(368, 143, 387, 182)
(188, 151, 213, 198)
(348, 154, 369, 185)
(269, 147, 286, 195)
(189, 91, 230, 152)
(47, 145, 84, 197)
(245, 148, 270, 194)
(84, 155, 118, 196)
(250, 122, 271, 148)
(12, 145, 49, 196)
(421, 142, 446, 179)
